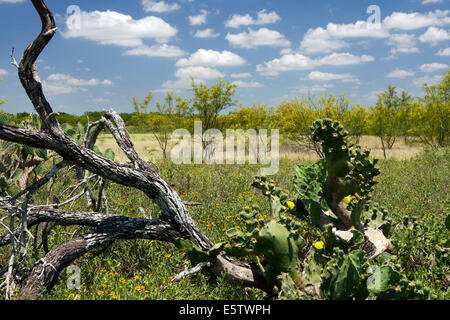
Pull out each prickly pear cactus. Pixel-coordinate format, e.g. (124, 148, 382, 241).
(366, 262, 436, 300)
(293, 119, 392, 244)
(224, 178, 306, 289)
(174, 119, 435, 300)
(320, 248, 369, 300)
(0, 113, 50, 190)
(304, 119, 383, 230)
(277, 273, 309, 300)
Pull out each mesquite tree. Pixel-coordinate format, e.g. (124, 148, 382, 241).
(0, 0, 398, 301)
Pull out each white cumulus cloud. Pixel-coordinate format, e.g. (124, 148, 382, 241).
(43, 73, 112, 95)
(232, 80, 263, 88)
(422, 0, 444, 5)
(386, 33, 420, 55)
(193, 29, 220, 38)
(436, 47, 450, 56)
(123, 44, 185, 58)
(299, 10, 450, 54)
(176, 49, 246, 67)
(387, 69, 415, 78)
(256, 53, 374, 76)
(382, 10, 450, 31)
(418, 26, 450, 44)
(231, 73, 252, 79)
(175, 66, 225, 80)
(225, 9, 280, 28)
(141, 0, 180, 13)
(189, 9, 208, 26)
(226, 28, 291, 48)
(62, 10, 178, 46)
(308, 71, 358, 82)
(419, 62, 449, 72)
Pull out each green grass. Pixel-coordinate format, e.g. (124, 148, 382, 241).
(371, 148, 449, 299)
(1, 149, 449, 300)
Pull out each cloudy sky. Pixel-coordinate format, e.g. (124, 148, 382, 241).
(0, 0, 449, 115)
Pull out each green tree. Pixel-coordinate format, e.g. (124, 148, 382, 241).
(317, 93, 350, 123)
(190, 78, 237, 134)
(275, 97, 320, 153)
(345, 105, 369, 144)
(413, 70, 449, 147)
(153, 91, 187, 159)
(189, 79, 237, 161)
(396, 91, 415, 144)
(369, 85, 403, 158)
(132, 91, 153, 114)
(224, 104, 274, 130)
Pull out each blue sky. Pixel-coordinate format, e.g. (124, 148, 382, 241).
(0, 0, 449, 115)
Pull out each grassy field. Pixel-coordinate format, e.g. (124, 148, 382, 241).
(0, 133, 448, 300)
(10, 146, 443, 300)
(95, 133, 426, 163)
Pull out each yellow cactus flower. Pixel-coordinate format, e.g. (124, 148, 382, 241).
(286, 201, 295, 210)
(343, 195, 354, 205)
(314, 241, 325, 250)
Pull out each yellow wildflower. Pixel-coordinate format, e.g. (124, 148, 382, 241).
(97, 290, 104, 295)
(68, 293, 75, 298)
(343, 195, 354, 205)
(314, 241, 325, 250)
(286, 201, 295, 210)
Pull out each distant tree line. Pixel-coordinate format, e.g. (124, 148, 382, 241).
(1, 71, 448, 158)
